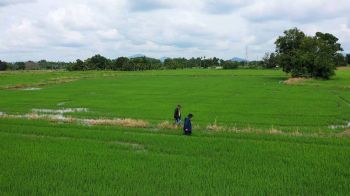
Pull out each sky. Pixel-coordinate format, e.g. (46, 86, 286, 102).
(0, 0, 350, 62)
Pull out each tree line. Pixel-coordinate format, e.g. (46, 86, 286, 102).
(0, 60, 73, 71)
(1, 52, 348, 73)
(1, 56, 262, 71)
(67, 55, 265, 71)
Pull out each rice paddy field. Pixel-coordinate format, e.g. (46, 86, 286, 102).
(1, 69, 350, 195)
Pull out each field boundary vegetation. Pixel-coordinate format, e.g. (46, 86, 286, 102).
(1, 53, 348, 72)
(1, 109, 349, 138)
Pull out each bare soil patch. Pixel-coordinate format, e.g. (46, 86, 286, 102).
(157, 121, 178, 130)
(283, 77, 310, 85)
(1, 77, 80, 90)
(336, 130, 350, 137)
(83, 118, 149, 128)
(337, 66, 350, 70)
(206, 124, 225, 131)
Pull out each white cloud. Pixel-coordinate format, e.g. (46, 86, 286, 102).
(242, 0, 349, 23)
(0, 0, 35, 7)
(0, 0, 349, 62)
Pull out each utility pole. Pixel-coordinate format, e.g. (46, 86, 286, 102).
(245, 46, 249, 67)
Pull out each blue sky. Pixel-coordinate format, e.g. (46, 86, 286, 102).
(0, 0, 349, 62)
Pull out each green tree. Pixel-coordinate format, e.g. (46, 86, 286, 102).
(275, 28, 306, 76)
(0, 60, 8, 71)
(346, 54, 350, 65)
(312, 32, 343, 78)
(12, 62, 25, 70)
(38, 60, 49, 69)
(111, 57, 129, 70)
(222, 61, 239, 69)
(84, 54, 110, 70)
(68, 59, 85, 71)
(188, 58, 201, 68)
(275, 28, 343, 79)
(334, 53, 347, 67)
(262, 53, 278, 69)
(164, 59, 177, 69)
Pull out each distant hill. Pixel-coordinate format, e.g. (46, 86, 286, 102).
(229, 57, 247, 62)
(129, 54, 146, 58)
(160, 57, 170, 62)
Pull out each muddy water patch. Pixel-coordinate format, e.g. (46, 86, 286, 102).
(328, 122, 350, 130)
(32, 108, 88, 114)
(1, 113, 76, 123)
(20, 87, 42, 91)
(0, 108, 88, 123)
(0, 108, 150, 129)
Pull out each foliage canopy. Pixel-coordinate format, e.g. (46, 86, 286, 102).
(275, 28, 343, 79)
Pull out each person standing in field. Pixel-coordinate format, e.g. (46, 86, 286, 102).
(174, 105, 182, 126)
(183, 113, 193, 136)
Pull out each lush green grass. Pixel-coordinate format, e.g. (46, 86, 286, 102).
(1, 118, 350, 195)
(1, 69, 349, 131)
(1, 69, 350, 194)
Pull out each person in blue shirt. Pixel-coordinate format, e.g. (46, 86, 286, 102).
(183, 113, 193, 135)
